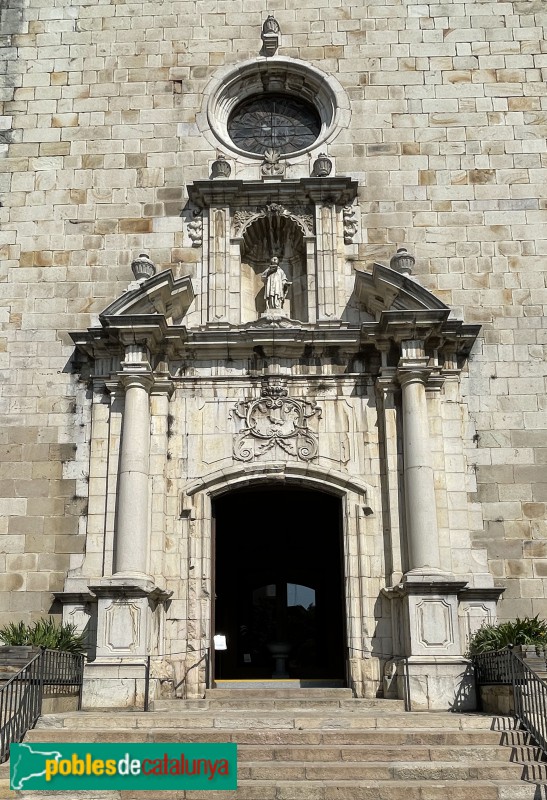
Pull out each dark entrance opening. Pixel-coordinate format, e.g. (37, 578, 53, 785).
(213, 485, 345, 681)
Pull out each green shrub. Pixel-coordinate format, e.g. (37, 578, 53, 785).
(467, 615, 547, 655)
(0, 617, 87, 654)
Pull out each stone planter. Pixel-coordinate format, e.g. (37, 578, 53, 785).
(479, 684, 515, 715)
(0, 645, 41, 667)
(513, 645, 547, 679)
(477, 645, 547, 714)
(0, 645, 41, 682)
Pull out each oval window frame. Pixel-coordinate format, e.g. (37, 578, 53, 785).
(199, 56, 350, 162)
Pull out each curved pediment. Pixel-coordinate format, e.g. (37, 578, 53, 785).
(100, 269, 194, 325)
(354, 262, 448, 318)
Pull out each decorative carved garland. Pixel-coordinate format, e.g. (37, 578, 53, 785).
(232, 202, 314, 239)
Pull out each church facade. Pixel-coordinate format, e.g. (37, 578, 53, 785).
(0, 0, 546, 711)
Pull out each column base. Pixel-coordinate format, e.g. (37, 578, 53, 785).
(394, 656, 476, 711)
(82, 659, 153, 710)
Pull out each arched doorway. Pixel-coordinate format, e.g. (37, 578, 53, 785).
(213, 485, 346, 682)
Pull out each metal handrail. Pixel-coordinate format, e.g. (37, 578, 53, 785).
(0, 649, 84, 763)
(474, 646, 547, 754)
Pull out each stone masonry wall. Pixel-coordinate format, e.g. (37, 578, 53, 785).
(0, 0, 546, 622)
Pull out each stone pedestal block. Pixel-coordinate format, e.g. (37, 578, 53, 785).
(386, 575, 475, 710)
(82, 660, 152, 710)
(83, 578, 170, 709)
(396, 656, 476, 711)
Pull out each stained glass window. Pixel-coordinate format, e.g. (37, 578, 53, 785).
(228, 94, 321, 156)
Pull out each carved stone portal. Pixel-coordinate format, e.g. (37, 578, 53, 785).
(232, 380, 321, 462)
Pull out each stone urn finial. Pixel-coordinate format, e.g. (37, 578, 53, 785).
(312, 153, 332, 177)
(261, 14, 280, 55)
(262, 14, 280, 34)
(390, 247, 415, 276)
(131, 253, 156, 282)
(211, 153, 231, 179)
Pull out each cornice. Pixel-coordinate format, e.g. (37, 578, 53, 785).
(187, 176, 359, 208)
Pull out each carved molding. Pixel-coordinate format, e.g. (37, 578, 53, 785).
(261, 148, 285, 178)
(187, 213, 203, 246)
(104, 599, 141, 653)
(232, 202, 314, 239)
(232, 379, 321, 462)
(343, 205, 358, 243)
(416, 598, 453, 649)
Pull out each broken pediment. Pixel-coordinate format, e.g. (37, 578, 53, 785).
(100, 269, 194, 325)
(70, 269, 194, 361)
(354, 262, 448, 318)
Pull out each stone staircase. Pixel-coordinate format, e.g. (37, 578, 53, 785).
(6, 687, 547, 799)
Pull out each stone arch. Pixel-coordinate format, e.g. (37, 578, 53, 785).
(184, 460, 372, 500)
(183, 461, 374, 695)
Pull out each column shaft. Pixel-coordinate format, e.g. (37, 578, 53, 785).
(400, 371, 441, 573)
(114, 375, 152, 577)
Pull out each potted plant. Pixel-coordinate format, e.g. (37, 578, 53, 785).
(467, 615, 547, 656)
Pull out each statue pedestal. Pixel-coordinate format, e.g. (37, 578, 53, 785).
(260, 309, 290, 321)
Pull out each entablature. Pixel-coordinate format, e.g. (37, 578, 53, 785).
(187, 176, 358, 210)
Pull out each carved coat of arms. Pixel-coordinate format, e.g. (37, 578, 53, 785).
(232, 381, 321, 462)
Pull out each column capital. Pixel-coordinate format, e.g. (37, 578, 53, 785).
(375, 370, 398, 396)
(397, 367, 431, 388)
(150, 378, 175, 398)
(119, 372, 154, 393)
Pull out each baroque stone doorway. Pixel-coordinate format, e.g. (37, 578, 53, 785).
(213, 486, 346, 682)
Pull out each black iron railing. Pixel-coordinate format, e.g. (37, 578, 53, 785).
(0, 649, 84, 762)
(474, 647, 547, 754)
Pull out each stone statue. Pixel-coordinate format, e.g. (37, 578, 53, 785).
(261, 257, 291, 310)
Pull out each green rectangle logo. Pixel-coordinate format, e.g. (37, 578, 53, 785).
(11, 742, 237, 791)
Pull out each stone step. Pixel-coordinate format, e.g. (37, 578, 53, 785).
(13, 780, 536, 800)
(500, 729, 534, 746)
(0, 763, 14, 800)
(213, 679, 345, 690)
(34, 710, 517, 731)
(152, 697, 405, 711)
(206, 686, 351, 698)
(512, 744, 546, 762)
(233, 744, 523, 763)
(237, 761, 526, 781)
(196, 781, 547, 800)
(18, 708, 547, 800)
(22, 730, 517, 763)
(25, 725, 524, 746)
(523, 762, 547, 782)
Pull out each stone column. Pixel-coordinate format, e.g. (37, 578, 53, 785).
(113, 372, 153, 578)
(398, 368, 441, 575)
(376, 367, 403, 585)
(385, 349, 471, 711)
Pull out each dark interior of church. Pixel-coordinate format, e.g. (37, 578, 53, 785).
(213, 486, 345, 681)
